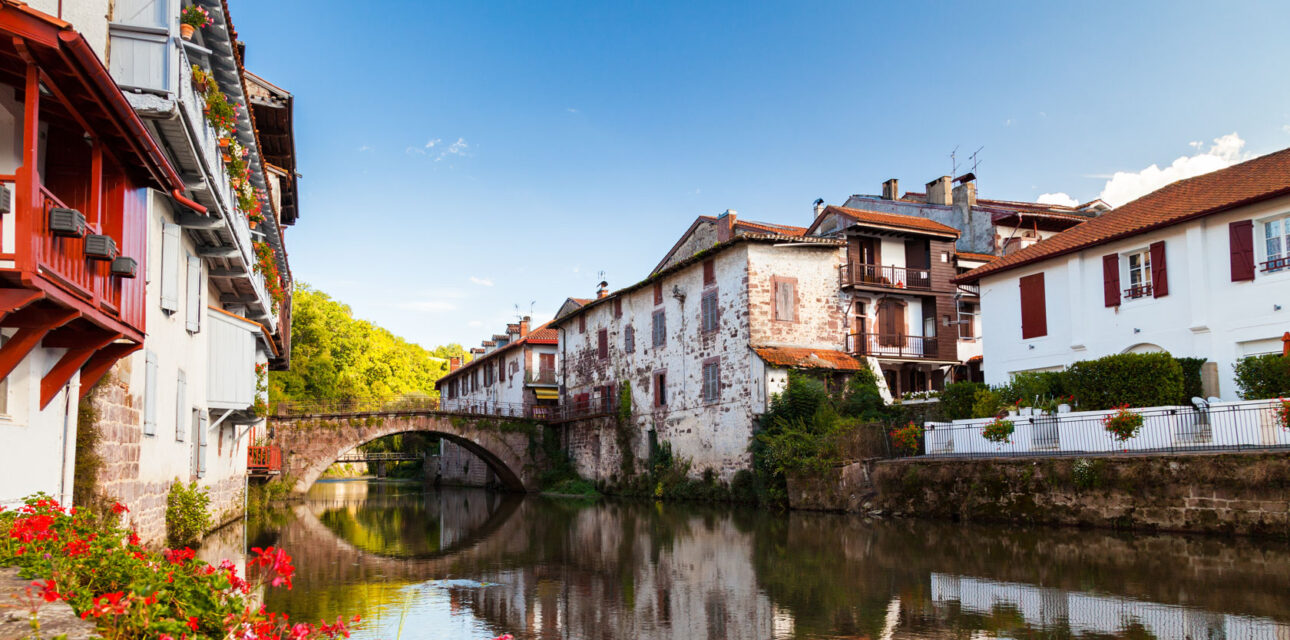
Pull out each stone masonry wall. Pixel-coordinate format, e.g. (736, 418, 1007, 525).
(436, 439, 494, 487)
(789, 452, 1290, 538)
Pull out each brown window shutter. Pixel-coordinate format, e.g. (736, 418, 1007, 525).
(654, 283, 663, 305)
(1149, 241, 1168, 297)
(1102, 253, 1121, 307)
(703, 259, 715, 285)
(597, 329, 608, 359)
(1019, 273, 1047, 339)
(1229, 220, 1254, 282)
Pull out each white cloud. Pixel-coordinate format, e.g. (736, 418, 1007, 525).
(405, 138, 443, 155)
(1097, 133, 1245, 206)
(435, 138, 469, 162)
(396, 300, 457, 313)
(469, 276, 493, 287)
(566, 107, 580, 114)
(358, 145, 372, 152)
(1036, 192, 1079, 208)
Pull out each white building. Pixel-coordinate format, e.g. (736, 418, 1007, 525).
(437, 316, 561, 417)
(957, 147, 1290, 400)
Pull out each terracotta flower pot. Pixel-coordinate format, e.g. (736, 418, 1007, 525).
(249, 220, 258, 230)
(219, 138, 231, 148)
(180, 24, 195, 40)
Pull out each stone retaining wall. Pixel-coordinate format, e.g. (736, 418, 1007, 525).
(789, 452, 1290, 538)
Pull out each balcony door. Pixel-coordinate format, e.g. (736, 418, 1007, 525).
(849, 236, 880, 282)
(876, 299, 905, 347)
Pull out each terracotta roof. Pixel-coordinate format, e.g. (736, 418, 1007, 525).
(436, 319, 558, 384)
(955, 251, 998, 263)
(823, 205, 960, 237)
(569, 298, 592, 306)
(734, 220, 807, 236)
(957, 147, 1290, 283)
(752, 346, 863, 371)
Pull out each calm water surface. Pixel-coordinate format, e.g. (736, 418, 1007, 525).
(211, 479, 1290, 640)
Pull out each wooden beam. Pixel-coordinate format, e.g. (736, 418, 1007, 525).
(77, 342, 141, 398)
(0, 326, 50, 383)
(209, 268, 247, 278)
(175, 210, 223, 230)
(198, 246, 240, 259)
(0, 290, 42, 317)
(1, 305, 77, 330)
(220, 294, 260, 304)
(41, 331, 121, 409)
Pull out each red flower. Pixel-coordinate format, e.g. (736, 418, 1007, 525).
(251, 546, 296, 589)
(64, 537, 90, 557)
(35, 579, 60, 602)
(164, 547, 197, 565)
(111, 502, 129, 514)
(188, 616, 199, 631)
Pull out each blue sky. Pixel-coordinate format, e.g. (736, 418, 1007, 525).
(230, 1, 1290, 349)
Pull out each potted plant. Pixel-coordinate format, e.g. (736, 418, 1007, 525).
(982, 417, 1015, 446)
(191, 64, 216, 95)
(889, 421, 923, 456)
(1277, 397, 1290, 431)
(1103, 404, 1143, 447)
(180, 6, 213, 41)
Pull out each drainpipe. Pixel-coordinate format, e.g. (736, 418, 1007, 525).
(59, 382, 73, 505)
(171, 189, 207, 215)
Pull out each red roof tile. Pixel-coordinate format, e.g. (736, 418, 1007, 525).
(958, 147, 1290, 283)
(752, 346, 863, 371)
(735, 220, 807, 236)
(437, 320, 558, 383)
(955, 251, 998, 263)
(824, 205, 961, 237)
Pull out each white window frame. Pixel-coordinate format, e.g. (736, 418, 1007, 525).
(1121, 248, 1152, 300)
(1259, 213, 1290, 275)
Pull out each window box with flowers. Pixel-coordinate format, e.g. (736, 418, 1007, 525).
(253, 241, 285, 308)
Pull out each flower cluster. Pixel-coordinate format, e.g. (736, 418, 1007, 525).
(253, 241, 286, 307)
(981, 417, 1015, 445)
(889, 422, 923, 455)
(1102, 404, 1144, 443)
(180, 6, 213, 29)
(1276, 397, 1290, 431)
(1, 494, 357, 640)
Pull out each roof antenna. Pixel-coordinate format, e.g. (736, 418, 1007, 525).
(950, 145, 960, 176)
(969, 146, 984, 176)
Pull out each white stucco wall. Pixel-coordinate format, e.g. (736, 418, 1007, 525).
(0, 344, 81, 508)
(978, 195, 1290, 400)
(26, 0, 113, 61)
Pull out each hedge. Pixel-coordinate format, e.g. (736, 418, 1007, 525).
(939, 381, 984, 421)
(1064, 352, 1185, 410)
(1175, 357, 1205, 400)
(1234, 353, 1290, 399)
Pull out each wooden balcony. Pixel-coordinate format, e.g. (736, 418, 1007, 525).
(248, 445, 282, 477)
(840, 263, 932, 292)
(1261, 256, 1289, 273)
(1124, 283, 1152, 300)
(847, 332, 939, 360)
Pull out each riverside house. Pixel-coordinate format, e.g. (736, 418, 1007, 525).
(436, 316, 561, 416)
(955, 146, 1290, 400)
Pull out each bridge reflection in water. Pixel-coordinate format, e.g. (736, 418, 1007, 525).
(234, 480, 1290, 640)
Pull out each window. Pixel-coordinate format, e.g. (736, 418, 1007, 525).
(701, 290, 719, 332)
(499, 358, 506, 382)
(484, 363, 494, 386)
(1125, 250, 1152, 299)
(703, 259, 715, 285)
(1019, 273, 1047, 339)
(652, 310, 666, 347)
(772, 277, 797, 322)
(654, 282, 663, 305)
(1264, 215, 1290, 272)
(578, 315, 586, 333)
(654, 371, 668, 407)
(957, 302, 976, 339)
(702, 360, 720, 403)
(624, 325, 635, 353)
(597, 329, 608, 359)
(613, 298, 622, 318)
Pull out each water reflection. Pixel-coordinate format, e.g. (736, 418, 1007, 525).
(239, 480, 1290, 640)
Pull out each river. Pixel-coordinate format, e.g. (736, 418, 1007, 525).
(199, 479, 1290, 639)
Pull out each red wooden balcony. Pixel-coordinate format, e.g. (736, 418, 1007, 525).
(840, 263, 933, 291)
(248, 445, 282, 477)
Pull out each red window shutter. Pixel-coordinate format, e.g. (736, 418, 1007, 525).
(703, 259, 715, 285)
(578, 315, 585, 333)
(1150, 241, 1168, 297)
(597, 329, 608, 358)
(613, 298, 622, 317)
(1019, 273, 1047, 339)
(1229, 220, 1254, 282)
(654, 283, 663, 305)
(1102, 253, 1121, 307)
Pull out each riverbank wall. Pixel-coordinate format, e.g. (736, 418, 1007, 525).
(787, 451, 1290, 538)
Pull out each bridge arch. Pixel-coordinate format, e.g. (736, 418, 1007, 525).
(268, 413, 541, 493)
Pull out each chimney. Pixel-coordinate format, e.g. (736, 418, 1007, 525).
(952, 174, 977, 208)
(926, 176, 952, 205)
(506, 323, 520, 341)
(449, 356, 462, 372)
(812, 198, 825, 219)
(882, 179, 899, 200)
(596, 280, 609, 299)
(519, 316, 530, 338)
(716, 209, 737, 242)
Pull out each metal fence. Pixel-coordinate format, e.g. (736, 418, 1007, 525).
(274, 396, 440, 416)
(919, 399, 1289, 459)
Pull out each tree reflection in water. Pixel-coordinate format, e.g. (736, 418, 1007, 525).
(241, 480, 1290, 640)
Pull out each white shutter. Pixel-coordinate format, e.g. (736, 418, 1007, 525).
(186, 255, 202, 333)
(143, 351, 157, 435)
(160, 223, 180, 312)
(175, 369, 186, 442)
(198, 411, 208, 477)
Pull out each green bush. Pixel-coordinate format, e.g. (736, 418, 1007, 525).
(1065, 352, 1185, 410)
(971, 387, 1004, 418)
(940, 381, 984, 421)
(1174, 357, 1206, 400)
(165, 480, 212, 547)
(1234, 353, 1290, 399)
(997, 371, 1067, 407)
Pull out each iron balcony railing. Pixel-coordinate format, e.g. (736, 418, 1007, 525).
(1124, 283, 1152, 299)
(916, 401, 1289, 459)
(1261, 256, 1289, 273)
(840, 263, 932, 291)
(847, 332, 937, 359)
(526, 368, 558, 385)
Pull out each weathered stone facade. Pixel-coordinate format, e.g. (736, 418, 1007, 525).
(434, 439, 495, 487)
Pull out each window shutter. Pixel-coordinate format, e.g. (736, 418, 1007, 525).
(703, 259, 715, 285)
(1019, 273, 1047, 339)
(1150, 241, 1168, 297)
(198, 410, 208, 478)
(160, 223, 180, 312)
(598, 329, 608, 359)
(143, 351, 157, 435)
(1229, 220, 1254, 282)
(1102, 254, 1121, 307)
(185, 255, 201, 332)
(175, 370, 186, 442)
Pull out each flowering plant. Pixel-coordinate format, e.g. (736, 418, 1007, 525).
(1, 494, 358, 640)
(889, 422, 923, 455)
(190, 64, 216, 95)
(254, 241, 286, 307)
(253, 362, 269, 417)
(1276, 397, 1290, 431)
(180, 6, 213, 29)
(1102, 404, 1143, 443)
(982, 417, 1015, 445)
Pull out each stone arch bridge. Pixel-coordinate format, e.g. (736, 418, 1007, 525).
(266, 406, 547, 493)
